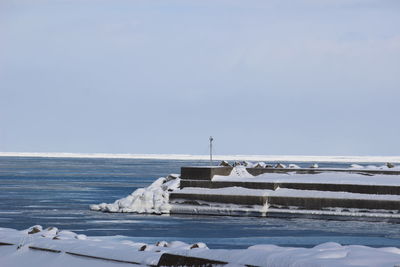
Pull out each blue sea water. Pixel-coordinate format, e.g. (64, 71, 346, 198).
(0, 156, 399, 249)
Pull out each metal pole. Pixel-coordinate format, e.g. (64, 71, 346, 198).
(209, 136, 213, 166)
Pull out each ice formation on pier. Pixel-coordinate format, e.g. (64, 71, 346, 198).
(90, 174, 180, 214)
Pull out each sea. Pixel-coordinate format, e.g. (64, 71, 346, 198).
(0, 156, 399, 249)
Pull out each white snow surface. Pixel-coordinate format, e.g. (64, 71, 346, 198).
(0, 226, 206, 267)
(214, 166, 400, 186)
(1, 226, 400, 267)
(90, 175, 180, 214)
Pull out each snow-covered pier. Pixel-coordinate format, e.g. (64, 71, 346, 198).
(89, 162, 400, 219)
(170, 165, 400, 219)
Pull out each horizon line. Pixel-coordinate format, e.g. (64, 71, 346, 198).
(0, 152, 400, 163)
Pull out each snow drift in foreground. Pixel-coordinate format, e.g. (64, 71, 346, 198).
(90, 174, 180, 214)
(1, 226, 400, 267)
(0, 226, 207, 267)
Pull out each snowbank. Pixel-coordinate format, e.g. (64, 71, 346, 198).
(89, 174, 180, 214)
(0, 226, 207, 267)
(1, 226, 400, 267)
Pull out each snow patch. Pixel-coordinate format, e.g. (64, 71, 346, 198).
(227, 166, 253, 178)
(2, 226, 400, 267)
(214, 167, 400, 186)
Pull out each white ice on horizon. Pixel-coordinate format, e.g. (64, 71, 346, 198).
(2, 151, 400, 163)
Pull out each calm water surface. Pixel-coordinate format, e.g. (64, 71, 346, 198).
(0, 156, 399, 249)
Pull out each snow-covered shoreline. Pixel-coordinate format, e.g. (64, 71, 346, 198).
(1, 226, 400, 267)
(2, 151, 400, 163)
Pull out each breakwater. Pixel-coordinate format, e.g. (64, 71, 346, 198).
(170, 166, 400, 219)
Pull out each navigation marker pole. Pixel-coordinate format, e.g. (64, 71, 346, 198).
(209, 136, 214, 166)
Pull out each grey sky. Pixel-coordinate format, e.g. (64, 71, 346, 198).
(1, 0, 399, 156)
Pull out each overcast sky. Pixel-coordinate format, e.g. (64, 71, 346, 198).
(1, 0, 399, 156)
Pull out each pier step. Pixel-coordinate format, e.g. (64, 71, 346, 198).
(169, 188, 400, 216)
(268, 195, 400, 211)
(180, 166, 400, 181)
(170, 192, 268, 206)
(180, 179, 400, 195)
(170, 204, 267, 217)
(176, 167, 400, 218)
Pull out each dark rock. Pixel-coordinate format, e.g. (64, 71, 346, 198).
(165, 174, 179, 182)
(156, 241, 168, 247)
(275, 163, 286, 168)
(28, 226, 41, 234)
(157, 253, 227, 267)
(387, 162, 395, 168)
(190, 243, 199, 249)
(254, 162, 266, 168)
(219, 161, 231, 167)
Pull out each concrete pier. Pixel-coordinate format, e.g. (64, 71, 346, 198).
(170, 192, 268, 206)
(180, 166, 232, 180)
(170, 191, 400, 210)
(172, 166, 400, 219)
